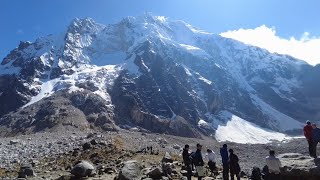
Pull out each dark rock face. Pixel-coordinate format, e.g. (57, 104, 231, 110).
(0, 75, 33, 118)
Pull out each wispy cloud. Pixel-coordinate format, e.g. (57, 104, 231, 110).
(16, 29, 24, 35)
(220, 25, 320, 66)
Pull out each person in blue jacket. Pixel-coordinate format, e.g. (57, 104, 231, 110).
(312, 124, 320, 158)
(220, 144, 229, 180)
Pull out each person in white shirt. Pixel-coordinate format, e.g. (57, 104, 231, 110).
(207, 149, 217, 175)
(265, 150, 281, 180)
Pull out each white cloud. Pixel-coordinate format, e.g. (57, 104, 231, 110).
(16, 29, 24, 35)
(220, 25, 320, 66)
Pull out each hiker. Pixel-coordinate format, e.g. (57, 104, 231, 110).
(304, 120, 313, 157)
(265, 150, 281, 180)
(207, 149, 217, 176)
(192, 144, 205, 180)
(229, 149, 241, 180)
(251, 166, 262, 180)
(182, 144, 192, 180)
(312, 123, 320, 158)
(220, 144, 229, 180)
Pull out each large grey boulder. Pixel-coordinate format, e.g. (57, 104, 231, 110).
(71, 160, 95, 178)
(279, 153, 320, 180)
(118, 160, 142, 180)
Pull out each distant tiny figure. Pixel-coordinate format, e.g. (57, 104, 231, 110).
(265, 150, 281, 180)
(220, 144, 229, 180)
(207, 149, 217, 176)
(303, 120, 313, 156)
(312, 123, 320, 158)
(192, 144, 205, 180)
(229, 149, 241, 180)
(182, 144, 192, 180)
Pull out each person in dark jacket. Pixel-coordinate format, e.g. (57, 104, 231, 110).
(304, 120, 313, 156)
(193, 144, 205, 180)
(312, 124, 320, 158)
(182, 144, 192, 180)
(220, 144, 229, 180)
(229, 149, 241, 180)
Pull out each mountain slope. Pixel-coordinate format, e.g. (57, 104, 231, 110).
(0, 14, 318, 138)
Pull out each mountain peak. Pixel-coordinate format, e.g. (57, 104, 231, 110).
(67, 17, 104, 34)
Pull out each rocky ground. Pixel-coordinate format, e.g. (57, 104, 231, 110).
(0, 129, 319, 179)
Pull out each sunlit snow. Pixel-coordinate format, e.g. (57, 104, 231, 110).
(215, 111, 292, 144)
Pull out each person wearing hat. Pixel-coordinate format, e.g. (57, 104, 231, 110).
(304, 120, 313, 157)
(182, 144, 192, 180)
(192, 144, 205, 180)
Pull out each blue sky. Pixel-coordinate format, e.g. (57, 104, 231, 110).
(1, 0, 320, 63)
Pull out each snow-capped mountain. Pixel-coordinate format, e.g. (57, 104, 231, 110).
(1, 14, 319, 139)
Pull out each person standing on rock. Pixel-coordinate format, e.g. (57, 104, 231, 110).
(312, 123, 320, 158)
(304, 120, 314, 157)
(182, 144, 192, 180)
(207, 149, 217, 176)
(229, 149, 241, 180)
(265, 150, 281, 180)
(192, 144, 205, 180)
(220, 144, 229, 180)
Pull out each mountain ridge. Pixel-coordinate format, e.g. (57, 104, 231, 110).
(1, 14, 319, 141)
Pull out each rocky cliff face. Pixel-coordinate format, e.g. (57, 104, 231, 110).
(0, 14, 319, 137)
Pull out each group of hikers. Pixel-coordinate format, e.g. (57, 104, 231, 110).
(177, 120, 319, 180)
(182, 144, 282, 180)
(303, 120, 320, 158)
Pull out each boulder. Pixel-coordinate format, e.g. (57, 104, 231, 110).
(90, 139, 98, 145)
(10, 139, 20, 145)
(279, 153, 320, 180)
(157, 138, 168, 145)
(18, 164, 36, 178)
(172, 144, 181, 150)
(82, 142, 92, 150)
(162, 162, 174, 175)
(147, 167, 163, 179)
(71, 160, 95, 178)
(162, 152, 173, 163)
(118, 160, 142, 180)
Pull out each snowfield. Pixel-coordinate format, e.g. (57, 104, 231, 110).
(215, 111, 294, 144)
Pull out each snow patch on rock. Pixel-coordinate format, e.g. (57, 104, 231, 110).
(215, 111, 292, 144)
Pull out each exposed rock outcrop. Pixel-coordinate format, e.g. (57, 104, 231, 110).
(279, 153, 320, 180)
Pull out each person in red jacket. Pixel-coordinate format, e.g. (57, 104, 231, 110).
(304, 120, 313, 157)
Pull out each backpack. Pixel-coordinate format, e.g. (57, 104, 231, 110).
(190, 152, 197, 165)
(251, 167, 262, 180)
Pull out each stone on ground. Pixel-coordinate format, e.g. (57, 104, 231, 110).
(118, 160, 142, 180)
(71, 160, 95, 178)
